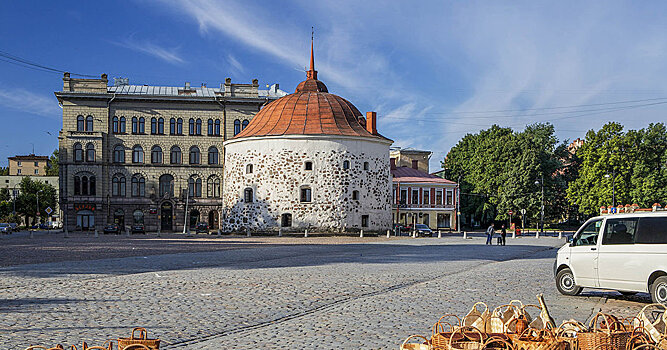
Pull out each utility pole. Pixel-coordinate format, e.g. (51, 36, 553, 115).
(183, 186, 190, 234)
(36, 189, 43, 225)
(535, 175, 544, 233)
(456, 175, 461, 232)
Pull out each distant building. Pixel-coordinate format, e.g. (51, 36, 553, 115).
(390, 147, 431, 173)
(391, 149, 458, 230)
(8, 154, 49, 176)
(0, 175, 60, 225)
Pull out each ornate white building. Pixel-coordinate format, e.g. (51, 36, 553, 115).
(222, 44, 393, 232)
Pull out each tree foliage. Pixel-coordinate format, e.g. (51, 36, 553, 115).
(443, 123, 569, 226)
(46, 149, 59, 176)
(15, 177, 57, 225)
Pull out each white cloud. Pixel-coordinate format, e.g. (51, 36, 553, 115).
(226, 54, 244, 75)
(0, 86, 60, 119)
(114, 37, 185, 65)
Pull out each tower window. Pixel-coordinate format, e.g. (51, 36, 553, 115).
(363, 162, 369, 170)
(352, 190, 359, 200)
(305, 161, 313, 170)
(300, 187, 312, 203)
(244, 188, 254, 203)
(246, 164, 253, 174)
(362, 215, 369, 227)
(342, 160, 350, 170)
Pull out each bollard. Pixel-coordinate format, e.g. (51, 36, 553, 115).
(246, 229, 251, 237)
(278, 228, 282, 237)
(386, 229, 390, 238)
(463, 231, 467, 239)
(536, 231, 540, 239)
(126, 227, 130, 236)
(512, 231, 516, 239)
(157, 228, 161, 237)
(438, 230, 442, 238)
(29, 230, 34, 239)
(217, 229, 222, 237)
(94, 229, 98, 238)
(360, 229, 364, 238)
(304, 229, 308, 238)
(558, 231, 562, 239)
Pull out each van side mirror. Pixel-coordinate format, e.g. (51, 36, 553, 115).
(567, 236, 573, 243)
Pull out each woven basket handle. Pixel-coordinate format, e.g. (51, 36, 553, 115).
(509, 300, 525, 309)
(85, 347, 113, 350)
(24, 347, 48, 350)
(123, 345, 151, 350)
(131, 328, 148, 340)
(433, 321, 455, 336)
(482, 336, 515, 350)
(637, 304, 666, 327)
(556, 320, 587, 337)
(449, 326, 485, 348)
(402, 334, 430, 347)
(521, 304, 542, 316)
(626, 333, 653, 350)
(438, 313, 463, 327)
(492, 304, 519, 316)
(471, 301, 489, 314)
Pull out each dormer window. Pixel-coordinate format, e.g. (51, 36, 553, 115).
(305, 161, 313, 171)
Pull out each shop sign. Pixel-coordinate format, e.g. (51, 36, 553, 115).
(74, 203, 96, 211)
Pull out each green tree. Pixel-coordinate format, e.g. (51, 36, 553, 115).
(0, 166, 8, 176)
(15, 177, 57, 225)
(46, 149, 59, 176)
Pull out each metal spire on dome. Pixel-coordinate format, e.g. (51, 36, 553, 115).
(307, 27, 318, 80)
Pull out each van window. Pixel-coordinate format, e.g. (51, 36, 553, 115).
(636, 217, 667, 244)
(602, 218, 638, 245)
(572, 219, 602, 246)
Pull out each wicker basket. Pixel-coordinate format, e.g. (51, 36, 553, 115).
(633, 304, 667, 345)
(118, 328, 160, 350)
(432, 319, 458, 350)
(509, 328, 566, 350)
(449, 326, 486, 350)
(482, 337, 515, 350)
(401, 335, 433, 350)
(578, 313, 632, 350)
(555, 320, 588, 350)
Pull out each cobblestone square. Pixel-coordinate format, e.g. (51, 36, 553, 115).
(0, 234, 647, 349)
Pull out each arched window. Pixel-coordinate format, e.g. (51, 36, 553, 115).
(151, 145, 163, 164)
(170, 146, 182, 164)
(151, 117, 157, 134)
(207, 119, 213, 136)
(176, 118, 183, 135)
(90, 176, 96, 195)
(208, 146, 219, 165)
(77, 115, 85, 131)
(74, 173, 95, 196)
(207, 176, 220, 198)
(195, 118, 202, 135)
(132, 117, 138, 133)
(170, 118, 176, 135)
(131, 174, 145, 197)
(113, 145, 125, 163)
(343, 160, 350, 170)
(138, 117, 145, 134)
(242, 120, 249, 130)
(158, 117, 164, 134)
(112, 174, 126, 197)
(112, 116, 119, 133)
(85, 115, 93, 131)
(119, 117, 126, 133)
(73, 143, 83, 162)
(85, 143, 95, 162)
(244, 187, 254, 203)
(189, 146, 200, 165)
(300, 186, 312, 203)
(132, 145, 144, 164)
(188, 176, 202, 197)
(246, 164, 253, 174)
(189, 118, 194, 135)
(234, 119, 241, 136)
(81, 176, 88, 196)
(214, 120, 221, 136)
(74, 176, 80, 195)
(159, 174, 174, 197)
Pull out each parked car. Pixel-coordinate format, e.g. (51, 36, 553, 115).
(555, 212, 667, 304)
(195, 222, 209, 233)
(414, 224, 433, 237)
(103, 223, 121, 234)
(131, 223, 145, 234)
(48, 221, 62, 229)
(0, 223, 11, 234)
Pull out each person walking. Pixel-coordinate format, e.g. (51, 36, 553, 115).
(501, 224, 507, 246)
(485, 224, 494, 245)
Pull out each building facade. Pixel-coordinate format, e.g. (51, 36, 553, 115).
(222, 44, 393, 232)
(8, 154, 49, 176)
(55, 73, 286, 232)
(391, 156, 459, 230)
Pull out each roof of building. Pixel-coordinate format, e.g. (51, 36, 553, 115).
(392, 166, 457, 184)
(233, 40, 389, 140)
(390, 147, 432, 154)
(8, 154, 49, 161)
(106, 84, 287, 98)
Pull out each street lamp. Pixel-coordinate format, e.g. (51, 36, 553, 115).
(36, 189, 43, 225)
(534, 174, 544, 233)
(604, 169, 616, 208)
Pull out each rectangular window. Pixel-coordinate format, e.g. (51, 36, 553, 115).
(300, 188, 312, 203)
(34, 161, 38, 166)
(400, 189, 407, 204)
(636, 217, 667, 244)
(34, 169, 38, 175)
(17, 161, 21, 166)
(361, 215, 369, 227)
(602, 218, 638, 245)
(446, 190, 453, 206)
(411, 189, 419, 205)
(436, 190, 443, 205)
(423, 189, 430, 205)
(17, 169, 21, 175)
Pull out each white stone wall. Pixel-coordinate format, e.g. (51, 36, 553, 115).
(222, 135, 392, 232)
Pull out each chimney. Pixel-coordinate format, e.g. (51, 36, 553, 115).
(412, 160, 419, 170)
(366, 111, 377, 135)
(390, 158, 396, 170)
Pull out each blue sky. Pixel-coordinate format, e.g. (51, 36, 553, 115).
(2, 1, 667, 170)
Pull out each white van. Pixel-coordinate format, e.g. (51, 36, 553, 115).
(555, 212, 667, 304)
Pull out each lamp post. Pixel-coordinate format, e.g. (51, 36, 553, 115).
(604, 169, 616, 208)
(36, 189, 43, 225)
(534, 175, 544, 233)
(456, 174, 462, 232)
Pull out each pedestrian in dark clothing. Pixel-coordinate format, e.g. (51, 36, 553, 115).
(501, 224, 507, 246)
(485, 224, 494, 245)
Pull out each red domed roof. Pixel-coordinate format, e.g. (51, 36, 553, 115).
(234, 40, 387, 140)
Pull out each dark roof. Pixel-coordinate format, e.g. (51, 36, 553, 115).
(392, 166, 457, 184)
(8, 154, 49, 161)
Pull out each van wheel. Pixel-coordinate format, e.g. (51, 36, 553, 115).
(556, 268, 582, 296)
(650, 276, 667, 304)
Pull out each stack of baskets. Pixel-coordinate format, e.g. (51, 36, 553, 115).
(23, 327, 160, 350)
(400, 299, 667, 350)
